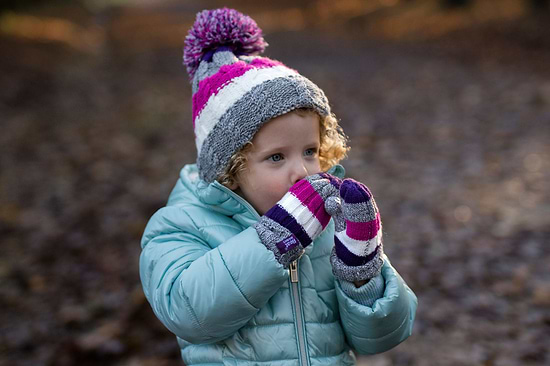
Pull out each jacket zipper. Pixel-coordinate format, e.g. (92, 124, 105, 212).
(215, 182, 309, 362)
(290, 260, 309, 366)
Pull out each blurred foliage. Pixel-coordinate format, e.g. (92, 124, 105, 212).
(531, 0, 550, 10)
(1, 0, 70, 12)
(1, 0, 549, 365)
(441, 0, 473, 8)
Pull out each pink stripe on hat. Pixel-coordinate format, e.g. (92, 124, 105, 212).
(250, 57, 284, 69)
(289, 180, 331, 228)
(192, 61, 247, 124)
(192, 57, 284, 125)
(346, 212, 381, 241)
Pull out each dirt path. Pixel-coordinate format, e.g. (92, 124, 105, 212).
(1, 1, 549, 365)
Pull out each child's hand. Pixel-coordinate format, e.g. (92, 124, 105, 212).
(328, 178, 384, 282)
(254, 173, 340, 268)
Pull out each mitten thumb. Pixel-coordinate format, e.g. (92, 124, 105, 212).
(325, 196, 346, 232)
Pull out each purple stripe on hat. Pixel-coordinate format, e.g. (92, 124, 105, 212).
(289, 180, 330, 228)
(202, 46, 235, 63)
(192, 57, 284, 124)
(346, 213, 380, 241)
(265, 204, 312, 247)
(340, 179, 372, 204)
(335, 236, 380, 266)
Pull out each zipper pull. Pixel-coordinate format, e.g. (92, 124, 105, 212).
(290, 260, 299, 283)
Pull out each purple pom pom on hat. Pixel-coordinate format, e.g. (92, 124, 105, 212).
(183, 8, 332, 183)
(184, 7, 268, 79)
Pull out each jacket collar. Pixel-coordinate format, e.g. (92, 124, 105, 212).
(180, 164, 346, 228)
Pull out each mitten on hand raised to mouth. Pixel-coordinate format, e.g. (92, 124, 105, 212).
(254, 173, 341, 268)
(327, 178, 384, 282)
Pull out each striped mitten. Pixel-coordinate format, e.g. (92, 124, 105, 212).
(254, 173, 341, 268)
(329, 178, 384, 282)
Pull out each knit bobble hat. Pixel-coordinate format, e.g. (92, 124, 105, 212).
(184, 8, 332, 183)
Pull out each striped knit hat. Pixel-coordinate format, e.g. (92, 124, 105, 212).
(184, 8, 332, 183)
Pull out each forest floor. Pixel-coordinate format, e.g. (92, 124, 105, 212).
(1, 0, 549, 365)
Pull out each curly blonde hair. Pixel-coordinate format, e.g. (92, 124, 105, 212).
(217, 109, 349, 188)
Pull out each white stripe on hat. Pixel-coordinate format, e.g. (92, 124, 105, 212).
(335, 229, 382, 257)
(278, 192, 323, 240)
(194, 65, 298, 153)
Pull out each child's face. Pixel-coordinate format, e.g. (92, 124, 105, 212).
(233, 111, 321, 215)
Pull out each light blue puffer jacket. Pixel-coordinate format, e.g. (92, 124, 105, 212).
(140, 164, 417, 365)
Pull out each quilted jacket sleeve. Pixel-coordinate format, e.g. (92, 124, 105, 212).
(335, 256, 417, 354)
(139, 205, 289, 344)
(339, 275, 386, 307)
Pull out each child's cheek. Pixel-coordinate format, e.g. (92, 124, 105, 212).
(264, 178, 288, 203)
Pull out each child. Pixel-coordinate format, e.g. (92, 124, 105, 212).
(140, 8, 417, 365)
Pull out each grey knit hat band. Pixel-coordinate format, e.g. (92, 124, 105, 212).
(184, 9, 332, 183)
(197, 73, 331, 183)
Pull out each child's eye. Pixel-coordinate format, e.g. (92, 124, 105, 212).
(268, 153, 283, 162)
(304, 148, 318, 157)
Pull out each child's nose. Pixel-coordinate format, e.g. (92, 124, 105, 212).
(290, 160, 309, 185)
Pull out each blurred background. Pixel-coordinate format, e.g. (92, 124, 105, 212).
(1, 0, 549, 365)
